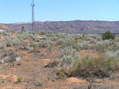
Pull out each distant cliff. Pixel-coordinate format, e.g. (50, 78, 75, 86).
(4, 20, 119, 34)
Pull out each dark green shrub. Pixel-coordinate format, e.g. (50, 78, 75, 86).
(16, 77, 23, 83)
(102, 31, 115, 40)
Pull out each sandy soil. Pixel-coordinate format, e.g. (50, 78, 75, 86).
(0, 51, 119, 89)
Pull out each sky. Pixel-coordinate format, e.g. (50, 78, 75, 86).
(0, 0, 119, 23)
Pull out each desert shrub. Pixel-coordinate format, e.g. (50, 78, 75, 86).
(16, 77, 23, 83)
(93, 40, 115, 52)
(38, 37, 54, 49)
(102, 31, 115, 40)
(0, 31, 10, 36)
(0, 42, 7, 48)
(58, 46, 80, 66)
(0, 36, 21, 48)
(79, 34, 87, 40)
(56, 35, 76, 48)
(17, 30, 39, 41)
(105, 50, 119, 59)
(39, 32, 46, 35)
(67, 56, 119, 78)
(17, 30, 30, 39)
(56, 69, 70, 79)
(79, 41, 91, 49)
(113, 42, 119, 50)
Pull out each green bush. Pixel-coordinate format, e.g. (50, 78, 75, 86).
(16, 77, 23, 83)
(102, 31, 115, 40)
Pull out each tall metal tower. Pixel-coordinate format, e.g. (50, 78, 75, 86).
(31, 0, 35, 31)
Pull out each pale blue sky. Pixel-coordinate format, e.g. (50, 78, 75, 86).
(0, 0, 119, 23)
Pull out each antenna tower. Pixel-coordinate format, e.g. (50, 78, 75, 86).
(31, 0, 35, 31)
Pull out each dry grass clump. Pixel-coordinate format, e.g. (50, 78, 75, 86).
(70, 57, 119, 78)
(57, 56, 119, 79)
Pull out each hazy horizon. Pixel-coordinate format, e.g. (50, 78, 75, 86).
(1, 19, 119, 24)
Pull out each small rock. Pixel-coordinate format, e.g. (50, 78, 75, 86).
(0, 49, 20, 63)
(16, 57, 21, 61)
(44, 61, 59, 68)
(66, 77, 88, 84)
(33, 81, 42, 86)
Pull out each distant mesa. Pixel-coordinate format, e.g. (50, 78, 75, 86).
(3, 20, 119, 33)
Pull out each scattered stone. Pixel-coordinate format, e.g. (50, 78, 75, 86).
(22, 81, 42, 87)
(66, 77, 88, 84)
(16, 57, 21, 61)
(44, 61, 59, 68)
(0, 49, 21, 64)
(33, 81, 42, 86)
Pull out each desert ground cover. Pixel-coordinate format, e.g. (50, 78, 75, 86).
(0, 31, 119, 89)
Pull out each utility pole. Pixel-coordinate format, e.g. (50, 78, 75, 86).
(31, 0, 35, 31)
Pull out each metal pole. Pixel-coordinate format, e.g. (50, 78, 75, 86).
(32, 0, 35, 31)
